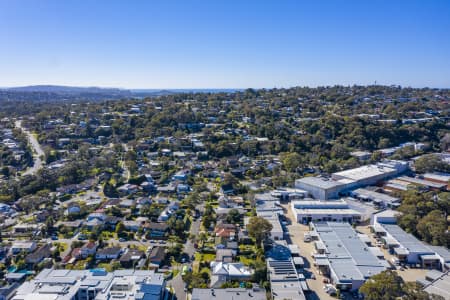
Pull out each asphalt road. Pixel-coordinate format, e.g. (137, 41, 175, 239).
(168, 203, 205, 300)
(15, 120, 45, 176)
(120, 143, 131, 181)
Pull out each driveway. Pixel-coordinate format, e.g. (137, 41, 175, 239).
(282, 203, 335, 300)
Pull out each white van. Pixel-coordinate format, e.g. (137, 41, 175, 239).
(391, 257, 400, 266)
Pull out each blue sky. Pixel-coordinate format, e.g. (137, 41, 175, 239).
(1, 0, 450, 88)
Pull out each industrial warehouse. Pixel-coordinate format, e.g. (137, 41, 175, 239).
(295, 160, 409, 200)
(309, 222, 388, 291)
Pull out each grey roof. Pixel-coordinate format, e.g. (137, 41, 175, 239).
(381, 224, 434, 254)
(271, 280, 306, 300)
(423, 272, 450, 300)
(429, 246, 450, 262)
(313, 222, 386, 282)
(265, 241, 306, 300)
(254, 193, 279, 202)
(397, 176, 447, 189)
(191, 288, 266, 300)
(352, 188, 399, 203)
(13, 269, 166, 300)
(426, 270, 445, 281)
(296, 177, 346, 189)
(328, 258, 363, 282)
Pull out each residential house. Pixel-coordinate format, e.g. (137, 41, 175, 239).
(220, 184, 234, 195)
(177, 184, 191, 193)
(25, 244, 52, 267)
(157, 184, 177, 194)
(210, 262, 253, 288)
(119, 199, 136, 209)
(214, 223, 236, 239)
(104, 216, 121, 230)
(123, 220, 142, 232)
(145, 222, 169, 239)
(80, 242, 97, 258)
(172, 172, 188, 182)
(11, 241, 36, 255)
(148, 246, 166, 268)
(13, 223, 41, 234)
(215, 249, 234, 263)
(119, 249, 145, 268)
(70, 248, 82, 260)
(85, 212, 106, 229)
(65, 203, 81, 216)
(95, 247, 122, 261)
(117, 184, 139, 195)
(55, 220, 84, 230)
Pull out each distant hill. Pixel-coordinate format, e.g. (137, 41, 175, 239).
(4, 85, 132, 95)
(0, 85, 133, 102)
(0, 85, 243, 102)
(132, 88, 241, 94)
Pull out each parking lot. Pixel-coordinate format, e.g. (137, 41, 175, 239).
(282, 203, 336, 300)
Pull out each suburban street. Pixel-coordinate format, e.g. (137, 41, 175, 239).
(15, 120, 45, 176)
(121, 143, 131, 182)
(168, 203, 204, 300)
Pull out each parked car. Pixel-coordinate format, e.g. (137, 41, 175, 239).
(324, 284, 337, 296)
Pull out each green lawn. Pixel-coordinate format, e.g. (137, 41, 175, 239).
(238, 255, 255, 266)
(194, 252, 215, 263)
(97, 263, 113, 272)
(71, 260, 87, 270)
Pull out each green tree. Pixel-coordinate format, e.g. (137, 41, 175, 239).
(246, 216, 273, 246)
(1, 166, 10, 178)
(359, 271, 403, 300)
(416, 210, 448, 246)
(414, 154, 450, 173)
(281, 152, 302, 172)
(226, 208, 241, 224)
(115, 222, 126, 237)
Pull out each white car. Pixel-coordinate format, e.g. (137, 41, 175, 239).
(324, 284, 337, 295)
